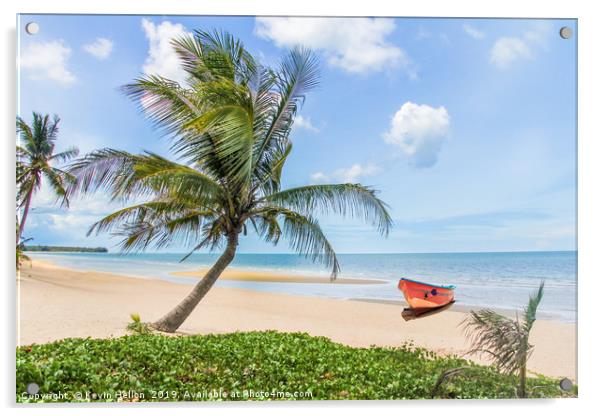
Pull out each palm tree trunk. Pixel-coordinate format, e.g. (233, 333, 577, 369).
(17, 188, 34, 244)
(152, 232, 239, 332)
(518, 362, 527, 398)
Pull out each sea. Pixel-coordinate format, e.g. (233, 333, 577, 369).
(27, 251, 577, 323)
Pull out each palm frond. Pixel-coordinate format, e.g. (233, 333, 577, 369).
(16, 174, 38, 208)
(67, 148, 138, 197)
(16, 117, 34, 145)
(251, 209, 283, 245)
(67, 149, 223, 206)
(122, 75, 199, 134)
(95, 201, 219, 252)
(182, 103, 254, 187)
(173, 29, 257, 85)
(252, 141, 292, 196)
(49, 146, 79, 163)
(16, 145, 30, 162)
(87, 200, 201, 235)
(252, 47, 319, 175)
(46, 114, 60, 143)
(178, 219, 227, 262)
(462, 309, 527, 374)
(264, 183, 392, 235)
(523, 281, 545, 333)
(41, 166, 75, 207)
(252, 205, 339, 278)
(121, 152, 224, 204)
(30, 113, 59, 156)
(16, 163, 35, 188)
(122, 213, 221, 252)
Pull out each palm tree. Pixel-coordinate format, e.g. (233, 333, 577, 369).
(68, 30, 392, 333)
(16, 113, 79, 243)
(462, 281, 545, 398)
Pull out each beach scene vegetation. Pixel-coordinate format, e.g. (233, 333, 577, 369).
(16, 15, 576, 402)
(17, 331, 574, 403)
(22, 245, 108, 253)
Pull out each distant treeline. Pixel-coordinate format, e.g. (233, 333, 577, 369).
(23, 245, 108, 253)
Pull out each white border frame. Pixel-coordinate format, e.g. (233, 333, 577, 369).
(2, 1, 600, 415)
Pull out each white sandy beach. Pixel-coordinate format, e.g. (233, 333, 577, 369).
(17, 260, 576, 380)
(172, 268, 387, 284)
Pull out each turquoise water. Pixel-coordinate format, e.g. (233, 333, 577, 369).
(28, 251, 577, 322)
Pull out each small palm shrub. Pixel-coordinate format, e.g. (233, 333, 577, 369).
(126, 313, 153, 335)
(461, 281, 545, 398)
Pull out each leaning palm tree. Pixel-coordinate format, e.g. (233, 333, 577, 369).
(68, 30, 392, 333)
(16, 113, 79, 243)
(462, 281, 545, 398)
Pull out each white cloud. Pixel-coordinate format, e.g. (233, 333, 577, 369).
(19, 40, 76, 85)
(490, 37, 532, 69)
(523, 21, 553, 47)
(141, 18, 190, 84)
(310, 172, 329, 183)
(311, 163, 381, 184)
(293, 115, 319, 133)
(30, 180, 116, 218)
(46, 213, 99, 231)
(383, 102, 450, 168)
(490, 22, 553, 69)
(26, 182, 141, 244)
(83, 37, 113, 60)
(255, 17, 414, 76)
(463, 24, 485, 39)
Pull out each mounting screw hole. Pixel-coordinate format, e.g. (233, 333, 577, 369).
(559, 26, 572, 39)
(25, 22, 39, 35)
(559, 378, 573, 391)
(26, 382, 40, 395)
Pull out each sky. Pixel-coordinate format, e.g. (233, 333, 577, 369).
(16, 15, 577, 254)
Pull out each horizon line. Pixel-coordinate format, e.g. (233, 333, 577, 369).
(29, 249, 577, 255)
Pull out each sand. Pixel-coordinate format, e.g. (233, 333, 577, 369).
(17, 260, 577, 380)
(172, 268, 387, 284)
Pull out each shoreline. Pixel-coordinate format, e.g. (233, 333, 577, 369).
(17, 260, 576, 379)
(28, 257, 575, 323)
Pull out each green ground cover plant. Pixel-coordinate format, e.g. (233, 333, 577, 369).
(16, 331, 574, 402)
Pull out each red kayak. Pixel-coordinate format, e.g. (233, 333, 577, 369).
(398, 278, 455, 314)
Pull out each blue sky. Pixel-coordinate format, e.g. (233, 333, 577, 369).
(17, 15, 577, 253)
